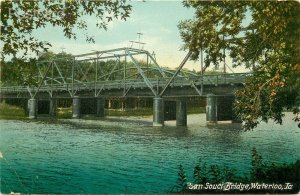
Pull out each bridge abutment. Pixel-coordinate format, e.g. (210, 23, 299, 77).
(72, 96, 81, 119)
(176, 99, 187, 126)
(153, 97, 164, 127)
(28, 98, 37, 119)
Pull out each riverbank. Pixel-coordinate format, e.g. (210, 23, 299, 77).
(0, 103, 27, 120)
(58, 114, 244, 131)
(0, 103, 241, 129)
(0, 103, 204, 119)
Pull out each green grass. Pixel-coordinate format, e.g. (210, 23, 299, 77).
(57, 107, 73, 119)
(0, 103, 27, 120)
(187, 106, 206, 114)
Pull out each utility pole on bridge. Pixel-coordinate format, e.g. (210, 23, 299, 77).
(129, 32, 146, 50)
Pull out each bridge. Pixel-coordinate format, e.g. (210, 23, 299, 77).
(0, 47, 250, 126)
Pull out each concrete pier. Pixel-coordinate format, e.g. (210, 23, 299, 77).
(176, 99, 187, 126)
(28, 98, 37, 119)
(72, 96, 81, 118)
(206, 94, 217, 123)
(49, 99, 57, 117)
(153, 97, 164, 127)
(96, 97, 105, 117)
(206, 95, 238, 123)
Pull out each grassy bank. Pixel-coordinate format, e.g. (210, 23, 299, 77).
(57, 107, 72, 118)
(0, 103, 27, 120)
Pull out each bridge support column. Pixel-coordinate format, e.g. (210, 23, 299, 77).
(176, 99, 187, 126)
(153, 97, 164, 127)
(72, 96, 81, 119)
(28, 98, 37, 119)
(206, 94, 217, 123)
(96, 97, 105, 117)
(49, 99, 57, 117)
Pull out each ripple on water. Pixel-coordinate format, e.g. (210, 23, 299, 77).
(0, 115, 299, 193)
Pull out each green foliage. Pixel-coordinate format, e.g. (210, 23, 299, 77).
(34, 51, 168, 84)
(193, 162, 208, 184)
(57, 107, 72, 119)
(208, 165, 222, 183)
(251, 147, 264, 181)
(235, 52, 300, 130)
(0, 0, 131, 58)
(173, 148, 300, 194)
(250, 148, 300, 188)
(1, 57, 38, 86)
(38, 51, 74, 83)
(179, 1, 300, 130)
(1, 51, 168, 88)
(1, 51, 75, 86)
(175, 164, 188, 193)
(193, 162, 239, 184)
(0, 103, 27, 120)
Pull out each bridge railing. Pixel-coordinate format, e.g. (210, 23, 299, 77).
(163, 72, 250, 86)
(0, 86, 28, 92)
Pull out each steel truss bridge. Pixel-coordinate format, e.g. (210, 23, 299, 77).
(0, 47, 250, 99)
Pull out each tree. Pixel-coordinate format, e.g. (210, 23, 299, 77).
(37, 51, 74, 84)
(178, 1, 300, 130)
(0, 0, 131, 58)
(1, 57, 38, 86)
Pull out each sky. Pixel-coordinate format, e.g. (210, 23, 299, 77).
(30, 1, 247, 72)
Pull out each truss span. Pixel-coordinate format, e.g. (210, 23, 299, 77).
(0, 48, 251, 99)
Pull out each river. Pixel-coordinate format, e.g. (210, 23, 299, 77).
(0, 113, 299, 193)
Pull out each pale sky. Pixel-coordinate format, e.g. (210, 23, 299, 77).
(24, 1, 249, 72)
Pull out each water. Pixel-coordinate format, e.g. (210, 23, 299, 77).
(0, 114, 299, 194)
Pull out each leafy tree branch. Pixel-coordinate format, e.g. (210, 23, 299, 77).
(0, 0, 132, 59)
(179, 1, 300, 129)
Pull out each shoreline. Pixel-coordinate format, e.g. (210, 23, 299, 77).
(57, 113, 243, 130)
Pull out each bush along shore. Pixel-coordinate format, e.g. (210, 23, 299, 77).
(172, 148, 300, 194)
